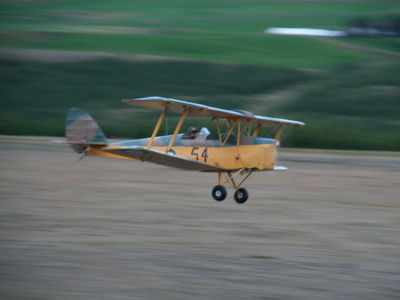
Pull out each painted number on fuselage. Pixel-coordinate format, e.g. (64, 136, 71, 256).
(201, 147, 208, 162)
(191, 147, 208, 162)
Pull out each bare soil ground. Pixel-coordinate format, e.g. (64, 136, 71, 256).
(0, 137, 399, 299)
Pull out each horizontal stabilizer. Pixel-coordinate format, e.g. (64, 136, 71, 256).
(52, 140, 107, 146)
(104, 146, 224, 172)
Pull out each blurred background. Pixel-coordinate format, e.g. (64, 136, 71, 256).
(1, 2, 400, 299)
(1, 0, 400, 150)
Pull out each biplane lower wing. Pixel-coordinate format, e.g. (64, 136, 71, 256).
(104, 146, 224, 172)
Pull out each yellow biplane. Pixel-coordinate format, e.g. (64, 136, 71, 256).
(65, 97, 304, 204)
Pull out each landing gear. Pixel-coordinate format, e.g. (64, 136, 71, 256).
(212, 170, 252, 204)
(234, 188, 248, 204)
(212, 185, 227, 201)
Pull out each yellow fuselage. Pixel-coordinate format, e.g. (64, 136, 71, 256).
(89, 143, 277, 171)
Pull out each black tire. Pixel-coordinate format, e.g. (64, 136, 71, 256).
(234, 188, 248, 204)
(212, 185, 227, 201)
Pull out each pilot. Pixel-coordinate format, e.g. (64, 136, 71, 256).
(187, 126, 197, 139)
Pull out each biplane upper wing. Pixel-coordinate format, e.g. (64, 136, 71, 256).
(103, 146, 224, 172)
(122, 96, 304, 127)
(122, 96, 243, 119)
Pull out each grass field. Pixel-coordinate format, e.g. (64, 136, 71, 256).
(1, 0, 397, 67)
(1, 0, 400, 150)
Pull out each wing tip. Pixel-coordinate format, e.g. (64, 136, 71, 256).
(273, 166, 288, 171)
(122, 96, 165, 103)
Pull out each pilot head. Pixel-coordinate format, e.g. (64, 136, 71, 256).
(188, 126, 197, 138)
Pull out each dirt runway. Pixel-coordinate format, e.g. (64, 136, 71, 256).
(1, 137, 399, 299)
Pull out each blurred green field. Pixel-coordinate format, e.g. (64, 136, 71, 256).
(1, 33, 370, 69)
(1, 0, 400, 150)
(1, 0, 398, 32)
(1, 0, 399, 67)
(0, 58, 311, 137)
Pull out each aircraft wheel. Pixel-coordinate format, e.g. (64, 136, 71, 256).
(234, 188, 248, 204)
(212, 185, 227, 201)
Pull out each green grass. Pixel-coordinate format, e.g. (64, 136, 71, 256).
(1, 1, 398, 32)
(1, 58, 399, 150)
(280, 63, 400, 150)
(1, 1, 399, 68)
(339, 37, 400, 54)
(1, 1, 400, 150)
(0, 58, 312, 138)
(0, 33, 368, 68)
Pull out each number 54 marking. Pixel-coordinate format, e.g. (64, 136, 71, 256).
(191, 147, 208, 162)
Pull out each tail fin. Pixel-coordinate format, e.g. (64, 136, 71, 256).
(66, 107, 108, 153)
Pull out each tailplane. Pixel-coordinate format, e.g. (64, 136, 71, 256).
(66, 107, 108, 153)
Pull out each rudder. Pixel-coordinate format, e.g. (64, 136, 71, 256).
(66, 107, 108, 153)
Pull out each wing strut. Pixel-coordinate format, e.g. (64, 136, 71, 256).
(167, 107, 189, 152)
(253, 124, 261, 137)
(148, 109, 167, 149)
(237, 121, 241, 145)
(215, 118, 238, 147)
(274, 125, 283, 141)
